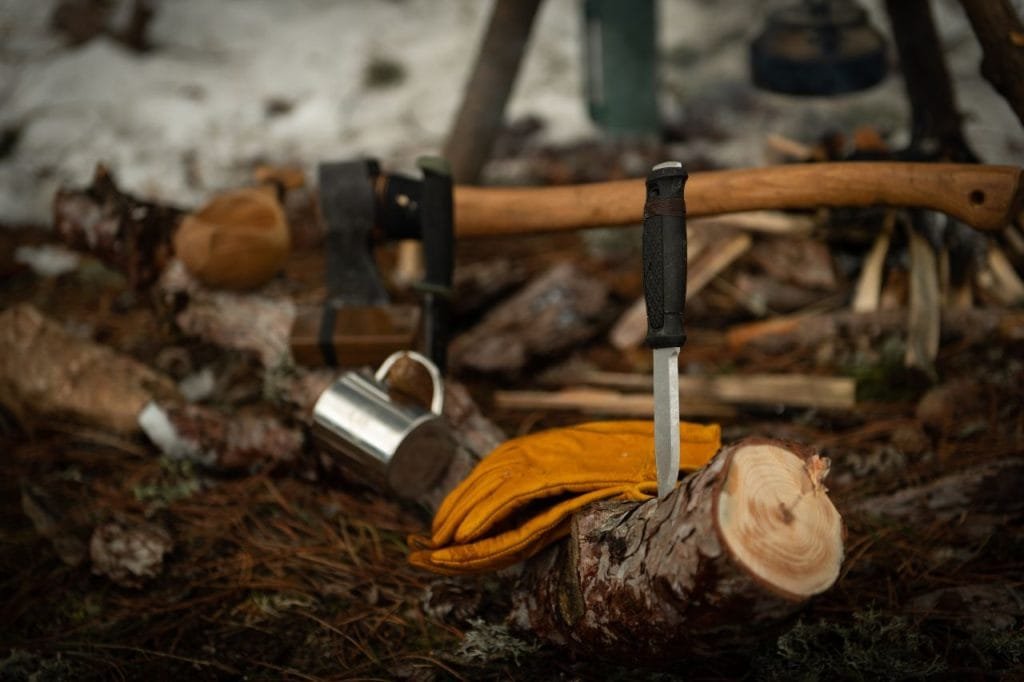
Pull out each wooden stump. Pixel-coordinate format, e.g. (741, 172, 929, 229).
(511, 438, 844, 660)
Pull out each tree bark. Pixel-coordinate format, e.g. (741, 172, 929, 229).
(509, 438, 845, 660)
(959, 0, 1024, 129)
(884, 0, 977, 160)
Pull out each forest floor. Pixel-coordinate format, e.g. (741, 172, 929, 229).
(1, 134, 1023, 680)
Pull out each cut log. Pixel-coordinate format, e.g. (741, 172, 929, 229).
(0, 303, 179, 433)
(510, 438, 844, 659)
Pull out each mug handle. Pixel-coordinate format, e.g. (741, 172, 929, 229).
(374, 350, 445, 415)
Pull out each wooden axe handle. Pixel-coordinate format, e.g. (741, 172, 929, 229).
(453, 162, 1023, 236)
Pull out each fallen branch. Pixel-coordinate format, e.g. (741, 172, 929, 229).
(510, 438, 844, 659)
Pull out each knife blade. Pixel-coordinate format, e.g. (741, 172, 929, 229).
(642, 161, 688, 499)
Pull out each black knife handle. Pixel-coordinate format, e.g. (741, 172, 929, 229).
(643, 162, 688, 349)
(417, 156, 454, 374)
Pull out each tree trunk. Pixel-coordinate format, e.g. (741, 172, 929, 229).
(509, 438, 845, 660)
(959, 0, 1024, 129)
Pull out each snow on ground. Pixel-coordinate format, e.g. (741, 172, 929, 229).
(0, 0, 1020, 225)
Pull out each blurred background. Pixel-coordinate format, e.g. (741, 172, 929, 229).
(1, 0, 1021, 225)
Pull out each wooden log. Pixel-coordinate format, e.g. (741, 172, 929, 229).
(726, 308, 1024, 353)
(494, 387, 738, 419)
(453, 163, 1024, 236)
(449, 262, 610, 374)
(0, 303, 179, 433)
(610, 230, 751, 349)
(509, 438, 844, 659)
(532, 371, 856, 410)
(978, 242, 1024, 305)
(689, 211, 816, 237)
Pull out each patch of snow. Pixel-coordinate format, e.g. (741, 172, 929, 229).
(0, 0, 1021, 225)
(13, 242, 79, 276)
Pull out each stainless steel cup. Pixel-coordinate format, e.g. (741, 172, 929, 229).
(312, 351, 455, 497)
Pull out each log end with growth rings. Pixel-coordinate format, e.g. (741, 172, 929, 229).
(715, 441, 844, 600)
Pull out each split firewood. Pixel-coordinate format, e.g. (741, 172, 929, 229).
(905, 227, 941, 371)
(532, 369, 856, 411)
(747, 237, 837, 292)
(689, 211, 816, 237)
(726, 308, 1024, 353)
(450, 262, 610, 374)
(53, 164, 184, 289)
(977, 242, 1024, 305)
(610, 230, 752, 350)
(852, 213, 896, 312)
(452, 258, 530, 316)
(730, 273, 832, 314)
(764, 133, 815, 163)
(846, 459, 1024, 572)
(509, 438, 844, 659)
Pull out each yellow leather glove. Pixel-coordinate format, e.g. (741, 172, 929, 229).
(408, 420, 720, 575)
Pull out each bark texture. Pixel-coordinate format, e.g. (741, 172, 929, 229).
(959, 0, 1024, 128)
(510, 438, 844, 661)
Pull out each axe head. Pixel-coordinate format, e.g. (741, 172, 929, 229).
(289, 159, 419, 368)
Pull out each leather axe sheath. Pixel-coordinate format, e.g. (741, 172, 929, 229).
(378, 162, 1023, 236)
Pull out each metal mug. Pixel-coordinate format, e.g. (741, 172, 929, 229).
(312, 351, 455, 497)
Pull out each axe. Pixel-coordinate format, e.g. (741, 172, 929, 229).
(376, 161, 1023, 236)
(289, 158, 455, 370)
